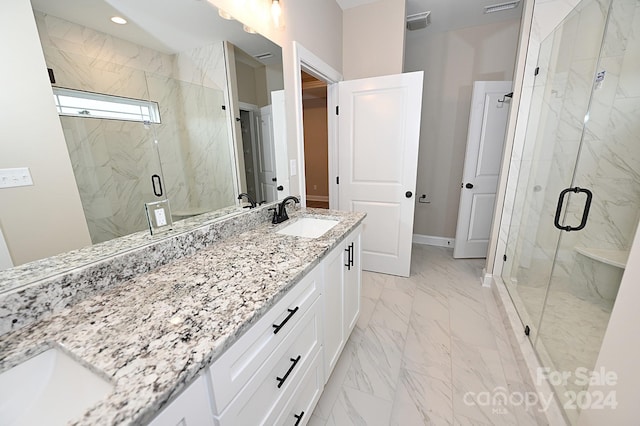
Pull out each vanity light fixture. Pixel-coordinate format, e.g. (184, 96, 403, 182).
(218, 9, 234, 20)
(243, 24, 257, 34)
(271, 0, 282, 28)
(110, 16, 127, 25)
(484, 1, 520, 14)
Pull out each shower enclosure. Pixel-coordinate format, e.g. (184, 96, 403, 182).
(501, 0, 640, 422)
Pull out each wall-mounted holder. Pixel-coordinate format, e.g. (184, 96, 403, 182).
(145, 199, 173, 235)
(418, 194, 431, 204)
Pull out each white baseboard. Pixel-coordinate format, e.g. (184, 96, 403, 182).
(481, 268, 492, 287)
(412, 234, 455, 248)
(306, 194, 329, 203)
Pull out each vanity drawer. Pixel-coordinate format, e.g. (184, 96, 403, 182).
(271, 349, 324, 426)
(209, 263, 321, 413)
(215, 298, 322, 426)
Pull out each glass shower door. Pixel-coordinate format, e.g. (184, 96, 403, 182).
(535, 0, 640, 422)
(503, 0, 640, 422)
(501, 0, 611, 343)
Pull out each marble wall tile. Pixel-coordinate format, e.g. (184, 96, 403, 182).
(35, 11, 236, 244)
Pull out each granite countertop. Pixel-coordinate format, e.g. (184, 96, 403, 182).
(0, 208, 365, 425)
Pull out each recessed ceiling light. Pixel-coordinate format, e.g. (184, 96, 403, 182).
(243, 25, 257, 34)
(110, 16, 127, 25)
(484, 1, 520, 14)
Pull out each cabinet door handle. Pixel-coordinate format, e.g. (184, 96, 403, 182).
(294, 411, 305, 425)
(276, 355, 301, 388)
(344, 246, 351, 270)
(345, 242, 354, 270)
(272, 307, 299, 334)
(349, 242, 354, 267)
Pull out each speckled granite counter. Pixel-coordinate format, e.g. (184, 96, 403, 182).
(0, 208, 365, 425)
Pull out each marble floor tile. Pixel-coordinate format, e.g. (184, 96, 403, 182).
(325, 386, 393, 426)
(344, 325, 405, 401)
(390, 367, 453, 425)
(368, 288, 414, 334)
(312, 245, 543, 426)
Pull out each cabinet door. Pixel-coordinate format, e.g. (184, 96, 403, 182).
(322, 242, 345, 378)
(344, 227, 362, 336)
(149, 375, 214, 426)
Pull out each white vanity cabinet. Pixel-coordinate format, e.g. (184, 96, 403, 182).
(322, 225, 362, 379)
(148, 375, 214, 426)
(148, 224, 362, 426)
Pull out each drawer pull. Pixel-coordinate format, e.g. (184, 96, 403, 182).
(294, 410, 305, 425)
(276, 355, 301, 389)
(273, 307, 299, 334)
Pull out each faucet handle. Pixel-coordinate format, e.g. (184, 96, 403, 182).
(268, 207, 278, 224)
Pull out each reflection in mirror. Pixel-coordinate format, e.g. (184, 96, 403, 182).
(0, 0, 284, 283)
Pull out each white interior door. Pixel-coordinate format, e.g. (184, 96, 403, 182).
(257, 106, 277, 202)
(338, 71, 424, 277)
(454, 81, 512, 258)
(271, 90, 290, 200)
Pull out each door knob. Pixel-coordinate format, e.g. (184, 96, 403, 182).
(465, 183, 474, 189)
(405, 191, 413, 198)
(277, 185, 284, 191)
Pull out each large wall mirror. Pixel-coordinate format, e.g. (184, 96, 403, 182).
(0, 0, 285, 284)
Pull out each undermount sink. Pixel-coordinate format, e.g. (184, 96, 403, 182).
(276, 217, 339, 239)
(0, 348, 113, 426)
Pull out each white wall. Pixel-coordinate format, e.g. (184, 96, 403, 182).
(342, 0, 406, 79)
(0, 0, 91, 265)
(404, 19, 521, 239)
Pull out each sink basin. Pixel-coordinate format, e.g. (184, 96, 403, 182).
(276, 217, 339, 239)
(0, 348, 113, 425)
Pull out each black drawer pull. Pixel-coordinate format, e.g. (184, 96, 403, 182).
(294, 410, 305, 425)
(276, 355, 301, 389)
(272, 307, 299, 334)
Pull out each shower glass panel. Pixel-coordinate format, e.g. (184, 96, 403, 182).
(535, 0, 640, 422)
(502, 0, 610, 343)
(503, 0, 640, 423)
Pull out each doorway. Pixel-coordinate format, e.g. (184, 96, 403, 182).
(301, 71, 329, 209)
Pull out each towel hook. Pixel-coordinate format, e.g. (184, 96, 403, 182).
(498, 92, 513, 104)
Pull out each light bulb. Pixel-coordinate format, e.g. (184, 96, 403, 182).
(218, 9, 233, 20)
(110, 16, 127, 25)
(271, 0, 282, 28)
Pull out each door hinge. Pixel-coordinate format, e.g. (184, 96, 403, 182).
(524, 325, 530, 336)
(534, 66, 540, 76)
(335, 106, 339, 115)
(336, 176, 340, 185)
(503, 254, 507, 261)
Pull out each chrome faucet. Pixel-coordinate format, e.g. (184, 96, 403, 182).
(238, 193, 257, 208)
(271, 196, 300, 224)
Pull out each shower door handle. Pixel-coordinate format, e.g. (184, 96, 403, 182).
(554, 187, 593, 232)
(151, 174, 163, 197)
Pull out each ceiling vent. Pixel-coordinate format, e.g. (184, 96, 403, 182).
(406, 11, 431, 31)
(484, 1, 520, 14)
(254, 52, 273, 60)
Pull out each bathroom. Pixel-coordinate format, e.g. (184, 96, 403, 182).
(1, 0, 639, 424)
